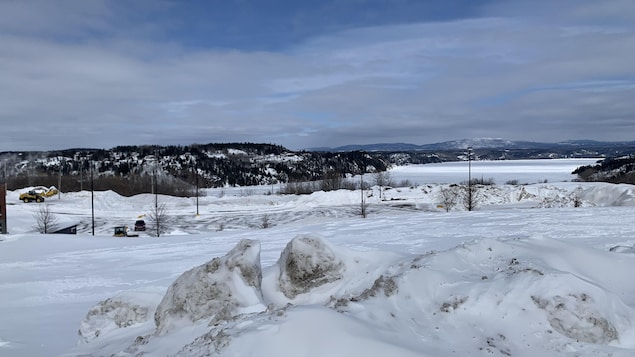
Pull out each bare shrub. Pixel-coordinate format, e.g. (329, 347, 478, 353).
(340, 179, 358, 191)
(438, 186, 460, 212)
(320, 170, 345, 192)
(34, 204, 59, 233)
(462, 177, 495, 186)
(261, 215, 271, 229)
(374, 171, 394, 187)
(240, 188, 255, 197)
(398, 179, 413, 188)
(147, 202, 169, 237)
(280, 181, 319, 195)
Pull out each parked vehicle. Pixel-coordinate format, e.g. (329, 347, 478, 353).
(113, 226, 138, 237)
(134, 220, 146, 231)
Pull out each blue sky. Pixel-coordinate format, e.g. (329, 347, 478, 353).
(1, 0, 634, 151)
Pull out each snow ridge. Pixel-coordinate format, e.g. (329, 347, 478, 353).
(68, 235, 635, 357)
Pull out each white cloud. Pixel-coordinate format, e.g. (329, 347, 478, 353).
(1, 0, 634, 151)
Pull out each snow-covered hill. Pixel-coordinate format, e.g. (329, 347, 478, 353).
(1, 160, 635, 357)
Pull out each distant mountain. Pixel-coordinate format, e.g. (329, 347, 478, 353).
(309, 138, 635, 152)
(309, 143, 422, 152)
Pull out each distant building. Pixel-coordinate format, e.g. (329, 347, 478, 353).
(52, 224, 77, 235)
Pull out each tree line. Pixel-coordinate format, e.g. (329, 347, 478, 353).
(573, 156, 635, 184)
(1, 144, 390, 197)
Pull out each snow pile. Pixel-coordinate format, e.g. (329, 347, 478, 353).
(67, 235, 635, 356)
(154, 239, 265, 334)
(78, 292, 159, 344)
(275, 235, 344, 299)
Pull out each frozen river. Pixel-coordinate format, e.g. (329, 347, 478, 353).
(388, 158, 601, 185)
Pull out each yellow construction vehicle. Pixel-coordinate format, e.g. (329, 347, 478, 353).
(19, 186, 58, 203)
(113, 226, 139, 237)
(41, 186, 58, 197)
(19, 190, 45, 203)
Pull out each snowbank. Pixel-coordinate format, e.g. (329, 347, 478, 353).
(66, 235, 635, 356)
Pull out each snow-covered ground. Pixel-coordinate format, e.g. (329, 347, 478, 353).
(3, 158, 635, 357)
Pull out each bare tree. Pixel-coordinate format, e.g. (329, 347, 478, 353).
(34, 204, 58, 233)
(260, 214, 271, 229)
(438, 185, 460, 212)
(462, 184, 481, 211)
(374, 171, 393, 200)
(320, 170, 344, 192)
(147, 202, 169, 237)
(360, 175, 368, 218)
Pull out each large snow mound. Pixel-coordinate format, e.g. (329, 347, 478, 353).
(276, 235, 345, 299)
(154, 239, 264, 334)
(66, 235, 635, 357)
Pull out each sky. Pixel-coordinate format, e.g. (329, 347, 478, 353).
(1, 0, 634, 151)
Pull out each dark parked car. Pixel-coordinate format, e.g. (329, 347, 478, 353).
(134, 220, 146, 231)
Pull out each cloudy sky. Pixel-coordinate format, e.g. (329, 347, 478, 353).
(1, 0, 634, 151)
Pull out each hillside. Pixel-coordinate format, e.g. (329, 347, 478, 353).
(2, 140, 634, 195)
(573, 155, 635, 184)
(0, 143, 389, 195)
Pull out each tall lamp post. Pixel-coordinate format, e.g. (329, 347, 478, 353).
(194, 161, 199, 216)
(3, 159, 7, 196)
(91, 162, 95, 236)
(467, 146, 473, 211)
(468, 146, 472, 187)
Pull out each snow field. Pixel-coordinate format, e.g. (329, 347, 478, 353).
(1, 159, 635, 356)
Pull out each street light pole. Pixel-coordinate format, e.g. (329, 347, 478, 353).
(58, 162, 62, 200)
(468, 146, 472, 187)
(91, 162, 95, 236)
(467, 146, 473, 211)
(3, 159, 7, 196)
(195, 164, 199, 216)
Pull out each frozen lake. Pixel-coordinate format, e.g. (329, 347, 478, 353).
(387, 158, 601, 185)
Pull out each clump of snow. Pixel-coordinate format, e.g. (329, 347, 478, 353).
(154, 239, 264, 334)
(276, 235, 344, 299)
(531, 293, 618, 344)
(78, 291, 160, 344)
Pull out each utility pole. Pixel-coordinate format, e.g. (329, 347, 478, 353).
(91, 162, 95, 236)
(0, 181, 6, 234)
(154, 153, 158, 209)
(467, 146, 473, 211)
(3, 159, 7, 197)
(360, 173, 366, 218)
(468, 146, 472, 186)
(80, 160, 83, 192)
(195, 163, 199, 216)
(58, 162, 62, 200)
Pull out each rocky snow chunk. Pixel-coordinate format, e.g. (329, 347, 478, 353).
(78, 291, 160, 344)
(276, 235, 345, 299)
(154, 239, 264, 334)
